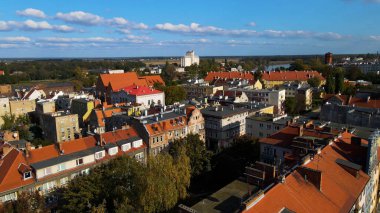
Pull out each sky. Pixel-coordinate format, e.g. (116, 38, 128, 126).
(0, 0, 380, 58)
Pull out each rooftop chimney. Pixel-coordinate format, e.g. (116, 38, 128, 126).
(298, 167, 322, 191)
(298, 125, 304, 136)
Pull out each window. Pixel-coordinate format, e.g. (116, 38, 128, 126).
(160, 136, 163, 141)
(76, 158, 84, 166)
(60, 177, 69, 186)
(132, 139, 143, 148)
(267, 125, 271, 130)
(108, 147, 118, 156)
(259, 123, 264, 128)
(44, 167, 52, 176)
(259, 132, 263, 137)
(122, 143, 131, 152)
(95, 151, 104, 160)
(57, 163, 66, 172)
(135, 152, 144, 160)
(23, 171, 32, 180)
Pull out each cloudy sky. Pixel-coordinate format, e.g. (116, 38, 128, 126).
(0, 0, 380, 57)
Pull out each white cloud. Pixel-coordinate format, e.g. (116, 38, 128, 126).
(0, 36, 31, 42)
(0, 21, 11, 31)
(155, 22, 258, 36)
(56, 11, 104, 25)
(0, 44, 19, 48)
(248, 22, 257, 27)
(109, 17, 129, 25)
(38, 37, 117, 43)
(369, 35, 380, 41)
(22, 20, 53, 30)
(17, 8, 47, 19)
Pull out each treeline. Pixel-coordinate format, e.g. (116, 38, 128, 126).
(0, 60, 145, 84)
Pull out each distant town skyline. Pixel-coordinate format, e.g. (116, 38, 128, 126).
(1, 0, 380, 58)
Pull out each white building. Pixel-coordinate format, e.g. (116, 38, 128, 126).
(110, 85, 165, 107)
(180, 50, 200, 67)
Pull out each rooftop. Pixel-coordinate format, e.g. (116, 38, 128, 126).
(201, 106, 249, 118)
(192, 179, 258, 213)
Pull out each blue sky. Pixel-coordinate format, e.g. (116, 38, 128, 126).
(0, 0, 380, 57)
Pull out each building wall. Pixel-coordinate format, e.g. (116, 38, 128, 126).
(203, 111, 248, 149)
(36, 101, 56, 114)
(41, 113, 79, 143)
(187, 108, 205, 141)
(0, 85, 11, 95)
(9, 99, 36, 118)
(71, 99, 94, 127)
(246, 118, 286, 138)
(0, 97, 10, 126)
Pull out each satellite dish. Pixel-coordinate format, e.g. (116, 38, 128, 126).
(94, 129, 97, 133)
(13, 132, 18, 138)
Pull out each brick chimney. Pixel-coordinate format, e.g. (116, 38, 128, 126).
(2, 144, 12, 156)
(298, 125, 304, 136)
(25, 142, 32, 158)
(298, 167, 322, 191)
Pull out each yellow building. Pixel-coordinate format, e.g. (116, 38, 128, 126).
(40, 112, 79, 143)
(71, 99, 95, 127)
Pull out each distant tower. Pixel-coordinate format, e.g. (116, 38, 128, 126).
(325, 52, 333, 65)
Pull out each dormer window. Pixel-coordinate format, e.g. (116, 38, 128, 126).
(23, 171, 32, 180)
(108, 147, 118, 156)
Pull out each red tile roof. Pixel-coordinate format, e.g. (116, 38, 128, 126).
(145, 116, 187, 136)
(99, 72, 165, 92)
(0, 128, 146, 195)
(259, 125, 335, 147)
(262, 71, 325, 82)
(204, 71, 254, 82)
(246, 132, 369, 213)
(118, 85, 162, 96)
(324, 94, 380, 109)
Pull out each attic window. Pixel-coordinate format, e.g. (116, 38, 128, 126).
(23, 171, 32, 180)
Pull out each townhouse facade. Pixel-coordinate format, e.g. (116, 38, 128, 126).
(182, 83, 223, 99)
(246, 114, 295, 138)
(132, 107, 205, 156)
(9, 99, 36, 118)
(201, 106, 249, 149)
(40, 112, 79, 143)
(0, 128, 147, 203)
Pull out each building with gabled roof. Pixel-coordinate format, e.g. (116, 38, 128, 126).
(107, 85, 165, 106)
(0, 127, 147, 203)
(243, 130, 380, 213)
(95, 72, 164, 102)
(261, 70, 325, 88)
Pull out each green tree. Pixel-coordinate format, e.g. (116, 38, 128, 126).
(335, 69, 344, 94)
(285, 97, 298, 115)
(307, 76, 321, 87)
(1, 113, 16, 130)
(162, 61, 177, 84)
(164, 85, 186, 105)
(211, 135, 260, 186)
(325, 74, 335, 94)
(345, 65, 362, 80)
(0, 191, 47, 213)
(289, 59, 310, 71)
(169, 134, 212, 177)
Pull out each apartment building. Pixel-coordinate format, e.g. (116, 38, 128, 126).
(108, 85, 165, 106)
(182, 83, 223, 99)
(132, 107, 205, 155)
(228, 88, 286, 114)
(282, 83, 313, 111)
(261, 70, 325, 88)
(9, 99, 36, 118)
(40, 112, 79, 143)
(71, 99, 95, 128)
(246, 114, 295, 138)
(0, 128, 147, 203)
(201, 105, 249, 149)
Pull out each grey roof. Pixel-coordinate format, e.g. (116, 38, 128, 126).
(336, 158, 362, 171)
(104, 143, 118, 149)
(116, 136, 141, 146)
(139, 111, 185, 124)
(201, 106, 249, 118)
(8, 139, 28, 147)
(30, 146, 104, 170)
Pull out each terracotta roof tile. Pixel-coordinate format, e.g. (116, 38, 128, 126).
(205, 71, 254, 82)
(262, 71, 325, 82)
(246, 133, 369, 213)
(118, 85, 163, 96)
(99, 72, 165, 92)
